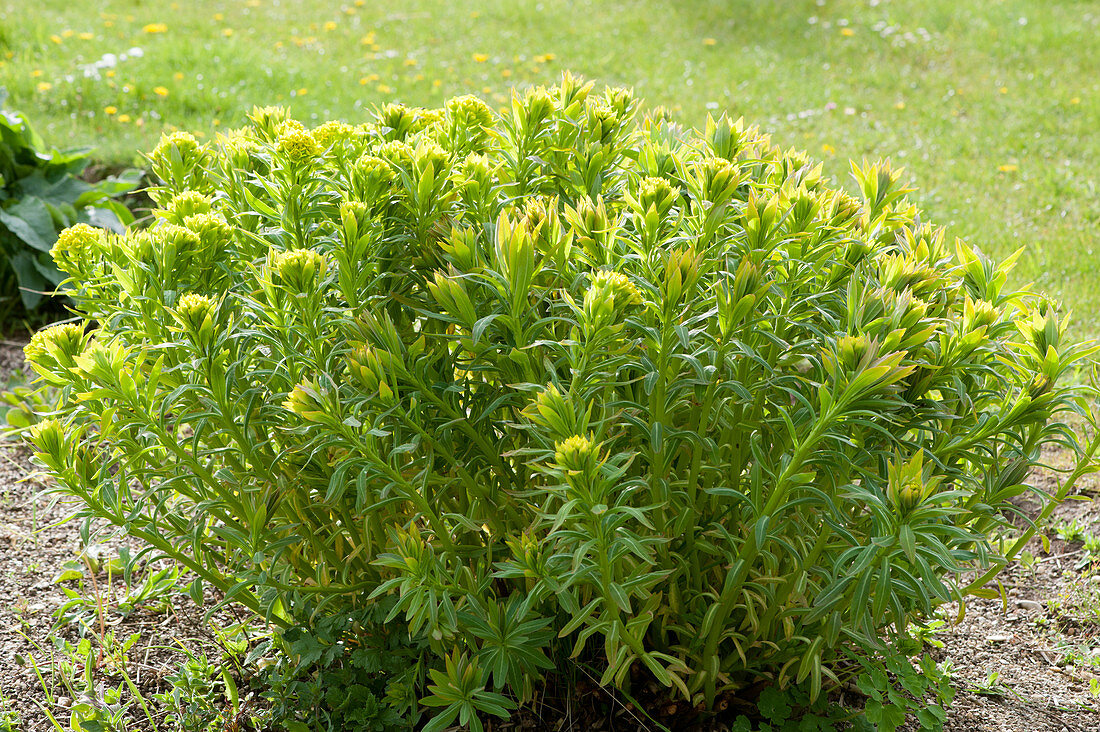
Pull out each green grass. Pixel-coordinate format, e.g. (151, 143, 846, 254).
(1, 0, 1098, 332)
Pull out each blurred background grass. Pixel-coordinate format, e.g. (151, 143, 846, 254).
(1, 0, 1097, 333)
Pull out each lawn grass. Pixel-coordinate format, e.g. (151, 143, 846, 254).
(1, 0, 1098, 333)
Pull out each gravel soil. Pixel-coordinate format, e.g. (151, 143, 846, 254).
(0, 339, 242, 732)
(4, 337, 1100, 731)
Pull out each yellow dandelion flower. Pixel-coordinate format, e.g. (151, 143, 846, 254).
(366, 73, 379, 82)
(173, 72, 184, 81)
(142, 23, 168, 34)
(117, 114, 131, 123)
(355, 0, 365, 6)
(247, 0, 261, 6)
(31, 69, 42, 77)
(360, 32, 376, 45)
(296, 87, 308, 95)
(501, 68, 512, 78)
(222, 28, 235, 37)
(482, 86, 491, 93)
(214, 13, 224, 21)
(404, 58, 417, 67)
(323, 21, 337, 31)
(533, 54, 546, 63)
(841, 27, 855, 37)
(106, 69, 116, 78)
(472, 53, 488, 63)
(36, 82, 53, 92)
(62, 29, 74, 38)
(998, 164, 1018, 172)
(1070, 97, 1081, 105)
(822, 143, 835, 155)
(104, 105, 117, 115)
(104, 20, 114, 27)
(543, 53, 556, 61)
(432, 79, 442, 88)
(378, 83, 393, 93)
(154, 86, 169, 97)
(999, 86, 1008, 94)
(359, 77, 369, 85)
(703, 38, 717, 46)
(78, 32, 94, 40)
(894, 101, 906, 110)
(50, 34, 62, 44)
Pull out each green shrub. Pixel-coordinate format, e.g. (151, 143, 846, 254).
(0, 102, 142, 322)
(27, 77, 1098, 728)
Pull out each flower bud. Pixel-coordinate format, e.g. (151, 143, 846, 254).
(830, 334, 876, 374)
(164, 191, 213, 222)
(446, 94, 494, 153)
(825, 190, 864, 229)
(273, 249, 326, 293)
(247, 105, 291, 140)
(555, 71, 595, 118)
(222, 134, 261, 171)
(376, 140, 415, 169)
(962, 297, 998, 333)
(517, 87, 555, 133)
(150, 131, 210, 190)
(151, 131, 202, 167)
(565, 195, 611, 263)
(29, 418, 69, 471)
(603, 86, 636, 118)
(525, 383, 578, 439)
(414, 140, 448, 172)
(637, 176, 679, 218)
(183, 213, 232, 265)
(51, 224, 105, 278)
(311, 120, 355, 152)
(554, 434, 599, 474)
(704, 114, 747, 161)
(174, 293, 217, 346)
(663, 246, 700, 303)
(283, 379, 328, 422)
(695, 157, 742, 204)
(377, 103, 419, 140)
(583, 269, 642, 329)
(586, 102, 620, 144)
(1017, 306, 1063, 357)
(25, 323, 89, 385)
(353, 154, 396, 202)
(346, 346, 397, 404)
(276, 128, 320, 165)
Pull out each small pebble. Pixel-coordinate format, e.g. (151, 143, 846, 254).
(1016, 599, 1043, 613)
(987, 634, 1012, 643)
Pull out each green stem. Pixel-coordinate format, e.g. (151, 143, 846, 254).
(964, 423, 1100, 594)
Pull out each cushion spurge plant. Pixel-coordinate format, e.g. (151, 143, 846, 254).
(28, 75, 1100, 728)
